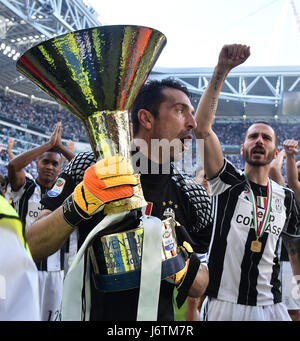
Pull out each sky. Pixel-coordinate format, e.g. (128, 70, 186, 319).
(85, 0, 300, 68)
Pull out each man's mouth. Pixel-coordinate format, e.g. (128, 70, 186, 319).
(180, 134, 193, 150)
(251, 147, 265, 156)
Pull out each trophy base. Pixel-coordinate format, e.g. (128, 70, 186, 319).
(89, 216, 185, 292)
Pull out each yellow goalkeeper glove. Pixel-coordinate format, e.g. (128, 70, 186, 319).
(62, 156, 140, 227)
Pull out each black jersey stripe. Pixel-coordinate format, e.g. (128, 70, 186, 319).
(206, 185, 241, 297)
(237, 229, 267, 305)
(270, 239, 281, 304)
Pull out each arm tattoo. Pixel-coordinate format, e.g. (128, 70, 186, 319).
(210, 97, 218, 112)
(197, 131, 211, 140)
(213, 70, 224, 90)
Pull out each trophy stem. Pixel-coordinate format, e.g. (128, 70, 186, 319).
(84, 110, 131, 161)
(83, 110, 147, 214)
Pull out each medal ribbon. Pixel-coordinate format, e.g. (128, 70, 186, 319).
(244, 173, 273, 240)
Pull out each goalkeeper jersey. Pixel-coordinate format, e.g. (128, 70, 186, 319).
(41, 151, 213, 320)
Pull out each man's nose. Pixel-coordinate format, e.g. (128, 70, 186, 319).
(255, 135, 264, 144)
(186, 112, 197, 129)
(46, 163, 55, 169)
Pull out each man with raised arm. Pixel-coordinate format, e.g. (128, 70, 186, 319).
(194, 44, 300, 321)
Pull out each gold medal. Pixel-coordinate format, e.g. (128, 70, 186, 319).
(244, 174, 273, 254)
(250, 238, 262, 253)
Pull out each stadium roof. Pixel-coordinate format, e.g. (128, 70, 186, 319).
(1, 0, 300, 121)
(0, 0, 100, 100)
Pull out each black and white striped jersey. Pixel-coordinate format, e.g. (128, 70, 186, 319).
(10, 177, 64, 271)
(206, 159, 300, 306)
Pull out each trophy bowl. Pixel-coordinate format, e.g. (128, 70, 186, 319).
(16, 25, 166, 160)
(16, 25, 167, 213)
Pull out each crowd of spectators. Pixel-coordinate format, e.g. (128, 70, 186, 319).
(0, 91, 298, 179)
(212, 121, 300, 147)
(0, 91, 87, 140)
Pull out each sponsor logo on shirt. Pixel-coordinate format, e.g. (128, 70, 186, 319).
(236, 212, 282, 236)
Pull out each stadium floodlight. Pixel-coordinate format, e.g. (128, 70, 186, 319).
(0, 43, 5, 49)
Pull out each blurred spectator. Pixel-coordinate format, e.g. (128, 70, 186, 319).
(0, 91, 86, 139)
(8, 122, 75, 321)
(6, 137, 15, 160)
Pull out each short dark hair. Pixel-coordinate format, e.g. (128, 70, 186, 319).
(244, 121, 278, 147)
(131, 78, 190, 136)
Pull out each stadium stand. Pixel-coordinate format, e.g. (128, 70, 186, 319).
(0, 88, 298, 179)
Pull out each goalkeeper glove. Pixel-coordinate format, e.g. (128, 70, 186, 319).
(62, 156, 140, 227)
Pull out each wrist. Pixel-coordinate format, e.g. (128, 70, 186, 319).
(214, 64, 231, 78)
(62, 193, 92, 228)
(286, 153, 296, 161)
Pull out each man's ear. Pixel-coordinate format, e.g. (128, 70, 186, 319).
(273, 147, 280, 160)
(240, 143, 244, 156)
(138, 109, 153, 131)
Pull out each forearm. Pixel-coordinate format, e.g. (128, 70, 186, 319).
(269, 155, 285, 186)
(185, 297, 201, 321)
(187, 265, 209, 298)
(9, 141, 52, 173)
(7, 149, 14, 161)
(286, 154, 300, 190)
(26, 207, 74, 263)
(194, 66, 227, 178)
(195, 65, 230, 135)
(58, 143, 76, 162)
